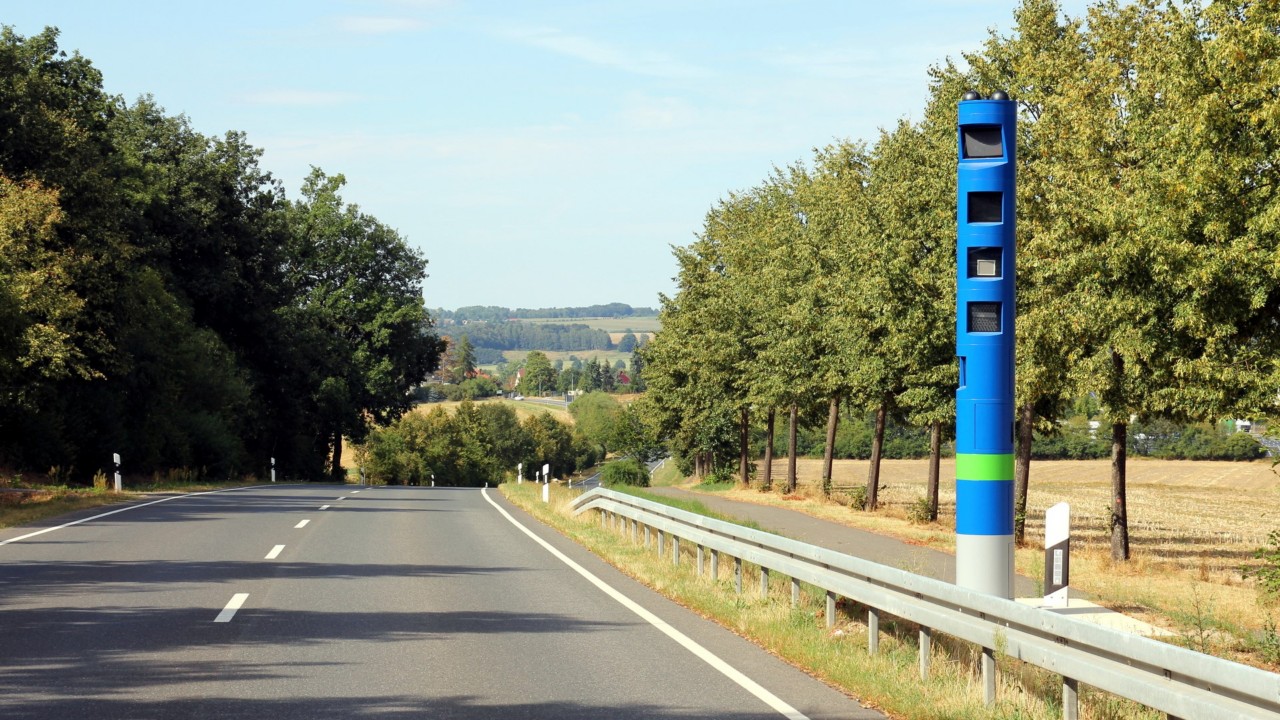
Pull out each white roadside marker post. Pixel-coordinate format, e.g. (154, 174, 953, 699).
(1044, 502, 1071, 608)
(113, 453, 121, 492)
(271, 456, 276, 483)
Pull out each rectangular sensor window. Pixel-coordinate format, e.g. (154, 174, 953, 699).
(967, 247, 1002, 278)
(968, 192, 1003, 223)
(962, 126, 1004, 159)
(968, 302, 1002, 333)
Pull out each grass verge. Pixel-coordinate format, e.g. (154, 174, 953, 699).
(0, 488, 142, 530)
(500, 482, 1160, 720)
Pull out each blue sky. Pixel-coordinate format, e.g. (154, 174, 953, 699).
(6, 1, 1089, 311)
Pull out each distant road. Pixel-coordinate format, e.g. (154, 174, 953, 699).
(0, 484, 880, 719)
(520, 395, 569, 408)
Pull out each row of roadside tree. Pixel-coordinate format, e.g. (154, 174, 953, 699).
(636, 0, 1280, 560)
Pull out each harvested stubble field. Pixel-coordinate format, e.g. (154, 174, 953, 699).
(708, 456, 1280, 665)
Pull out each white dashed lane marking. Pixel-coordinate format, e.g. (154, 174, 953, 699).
(295, 519, 310, 529)
(264, 545, 285, 559)
(214, 593, 249, 623)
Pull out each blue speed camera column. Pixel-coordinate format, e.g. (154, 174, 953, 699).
(955, 90, 1016, 598)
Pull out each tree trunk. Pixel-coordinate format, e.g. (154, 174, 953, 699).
(739, 406, 750, 486)
(330, 430, 344, 482)
(866, 401, 887, 510)
(822, 396, 839, 497)
(1111, 420, 1130, 561)
(763, 408, 775, 491)
(926, 420, 941, 521)
(1013, 402, 1034, 546)
(787, 404, 798, 494)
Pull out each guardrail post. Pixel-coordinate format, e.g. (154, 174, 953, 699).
(919, 627, 932, 680)
(658, 530, 665, 556)
(760, 567, 769, 597)
(1063, 677, 1078, 720)
(734, 557, 743, 594)
(631, 519, 638, 543)
(711, 549, 719, 580)
(826, 591, 836, 629)
(982, 647, 996, 706)
(696, 545, 704, 576)
(645, 525, 651, 548)
(672, 536, 680, 566)
(791, 577, 800, 607)
(868, 608, 880, 655)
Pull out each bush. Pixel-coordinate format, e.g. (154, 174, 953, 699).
(1245, 529, 1280, 603)
(601, 458, 649, 487)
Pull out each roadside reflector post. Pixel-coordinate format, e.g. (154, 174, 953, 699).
(113, 453, 122, 492)
(1044, 502, 1071, 607)
(270, 456, 276, 484)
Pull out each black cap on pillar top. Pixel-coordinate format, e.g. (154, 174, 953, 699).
(962, 90, 981, 101)
(990, 90, 1009, 100)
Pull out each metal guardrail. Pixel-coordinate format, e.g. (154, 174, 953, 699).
(570, 487, 1280, 720)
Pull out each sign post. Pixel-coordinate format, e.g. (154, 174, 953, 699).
(955, 89, 1016, 599)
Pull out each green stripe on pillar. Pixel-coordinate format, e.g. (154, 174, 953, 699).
(956, 453, 1014, 481)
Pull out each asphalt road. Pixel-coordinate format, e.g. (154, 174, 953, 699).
(0, 485, 883, 719)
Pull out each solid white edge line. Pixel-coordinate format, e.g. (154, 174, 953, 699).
(265, 545, 285, 560)
(214, 592, 249, 622)
(480, 488, 809, 720)
(319, 505, 330, 510)
(295, 519, 310, 528)
(0, 485, 260, 547)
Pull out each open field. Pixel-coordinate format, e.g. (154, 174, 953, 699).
(690, 456, 1280, 663)
(500, 349, 634, 368)
(521, 315, 661, 333)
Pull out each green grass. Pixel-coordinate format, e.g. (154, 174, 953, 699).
(648, 460, 684, 487)
(610, 485, 764, 531)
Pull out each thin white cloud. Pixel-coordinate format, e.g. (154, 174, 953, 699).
(239, 90, 363, 106)
(336, 16, 428, 34)
(618, 93, 698, 130)
(499, 25, 711, 79)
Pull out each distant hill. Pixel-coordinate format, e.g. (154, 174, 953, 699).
(433, 303, 658, 324)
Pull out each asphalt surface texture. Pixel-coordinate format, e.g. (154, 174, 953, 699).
(0, 484, 884, 720)
(646, 486, 1042, 599)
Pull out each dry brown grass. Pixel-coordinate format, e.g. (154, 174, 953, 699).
(699, 456, 1280, 666)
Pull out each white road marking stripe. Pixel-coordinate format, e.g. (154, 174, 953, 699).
(294, 519, 310, 528)
(0, 486, 258, 547)
(351, 490, 361, 494)
(265, 545, 285, 560)
(319, 505, 330, 510)
(215, 593, 249, 623)
(480, 489, 810, 720)
(336, 496, 346, 501)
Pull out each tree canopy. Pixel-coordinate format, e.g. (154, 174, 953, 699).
(0, 26, 442, 480)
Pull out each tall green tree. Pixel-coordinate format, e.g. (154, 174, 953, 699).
(519, 350, 556, 395)
(286, 168, 443, 480)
